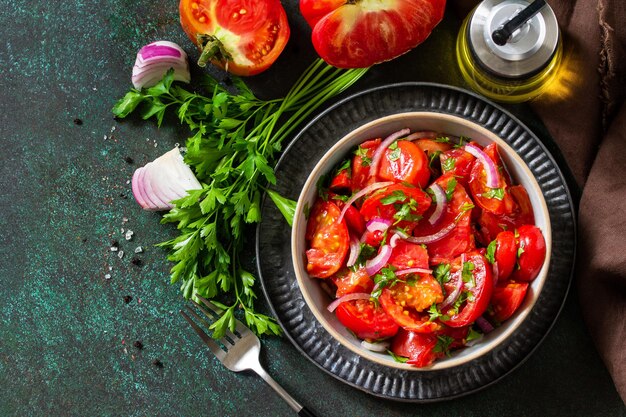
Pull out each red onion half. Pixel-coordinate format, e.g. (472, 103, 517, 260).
(131, 147, 202, 211)
(405, 221, 457, 245)
(464, 144, 499, 188)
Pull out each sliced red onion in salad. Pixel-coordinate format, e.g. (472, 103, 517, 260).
(366, 217, 392, 233)
(427, 183, 447, 225)
(346, 236, 361, 268)
(438, 271, 463, 311)
(404, 221, 457, 245)
(132, 41, 191, 89)
(369, 128, 411, 180)
(327, 292, 371, 313)
(464, 143, 499, 188)
(360, 340, 390, 352)
(365, 244, 392, 276)
(396, 267, 433, 276)
(338, 181, 394, 223)
(131, 147, 202, 211)
(405, 130, 438, 141)
(475, 316, 495, 333)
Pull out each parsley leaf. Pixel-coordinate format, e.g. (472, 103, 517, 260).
(354, 146, 372, 166)
(387, 350, 409, 363)
(380, 190, 406, 205)
(482, 187, 505, 200)
(371, 266, 399, 300)
(485, 240, 497, 264)
(113, 60, 369, 339)
(441, 157, 455, 172)
(445, 177, 458, 201)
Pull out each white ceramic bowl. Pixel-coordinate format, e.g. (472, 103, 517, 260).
(291, 112, 551, 370)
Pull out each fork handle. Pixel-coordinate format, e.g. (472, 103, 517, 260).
(253, 366, 319, 417)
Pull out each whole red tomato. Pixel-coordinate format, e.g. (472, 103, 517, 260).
(179, 0, 290, 76)
(300, 0, 446, 68)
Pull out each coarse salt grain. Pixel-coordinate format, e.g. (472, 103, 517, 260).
(134, 246, 143, 254)
(105, 273, 111, 279)
(125, 230, 134, 241)
(118, 251, 125, 259)
(122, 217, 129, 223)
(110, 246, 118, 252)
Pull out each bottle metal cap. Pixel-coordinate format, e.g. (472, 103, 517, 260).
(468, 0, 559, 78)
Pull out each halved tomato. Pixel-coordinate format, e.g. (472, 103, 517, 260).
(359, 184, 431, 230)
(439, 148, 475, 187)
(390, 328, 438, 367)
(468, 154, 517, 216)
(351, 139, 381, 192)
(335, 299, 399, 340)
(444, 251, 493, 327)
(387, 241, 429, 270)
(305, 200, 349, 278)
(510, 225, 546, 282)
(179, 0, 290, 76)
(378, 140, 430, 188)
(301, 0, 446, 68)
(492, 230, 517, 281)
(488, 281, 529, 322)
(379, 277, 443, 332)
(332, 267, 374, 297)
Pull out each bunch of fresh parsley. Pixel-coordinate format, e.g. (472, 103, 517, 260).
(112, 59, 368, 338)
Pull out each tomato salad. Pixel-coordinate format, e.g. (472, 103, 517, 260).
(304, 128, 547, 367)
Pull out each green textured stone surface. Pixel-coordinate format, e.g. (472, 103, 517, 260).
(0, 1, 623, 416)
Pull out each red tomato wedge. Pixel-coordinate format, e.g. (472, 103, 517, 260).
(387, 241, 429, 270)
(305, 201, 349, 278)
(335, 299, 399, 340)
(413, 174, 475, 264)
(351, 138, 380, 192)
(360, 184, 431, 230)
(492, 230, 517, 281)
(489, 281, 529, 322)
(179, 0, 290, 76)
(510, 225, 546, 282)
(332, 267, 374, 297)
(379, 278, 443, 333)
(444, 251, 493, 328)
(390, 329, 438, 367)
(440, 148, 476, 187)
(301, 0, 446, 68)
(378, 140, 430, 188)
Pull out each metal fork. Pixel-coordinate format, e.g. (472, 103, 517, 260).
(180, 295, 318, 417)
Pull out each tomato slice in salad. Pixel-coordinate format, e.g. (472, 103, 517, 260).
(351, 139, 380, 193)
(335, 299, 399, 340)
(305, 200, 349, 278)
(332, 267, 374, 298)
(439, 148, 476, 187)
(491, 230, 517, 281)
(378, 140, 430, 188)
(510, 225, 546, 282)
(390, 328, 439, 367)
(443, 251, 493, 328)
(387, 241, 429, 270)
(379, 277, 443, 333)
(413, 174, 475, 264)
(179, 0, 290, 76)
(488, 281, 529, 322)
(301, 0, 446, 68)
(359, 184, 431, 231)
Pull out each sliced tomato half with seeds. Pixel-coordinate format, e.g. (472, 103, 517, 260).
(305, 200, 349, 278)
(179, 0, 290, 75)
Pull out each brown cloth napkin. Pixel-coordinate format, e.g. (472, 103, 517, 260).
(455, 0, 626, 403)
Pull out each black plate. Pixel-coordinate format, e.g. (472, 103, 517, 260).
(255, 83, 576, 402)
